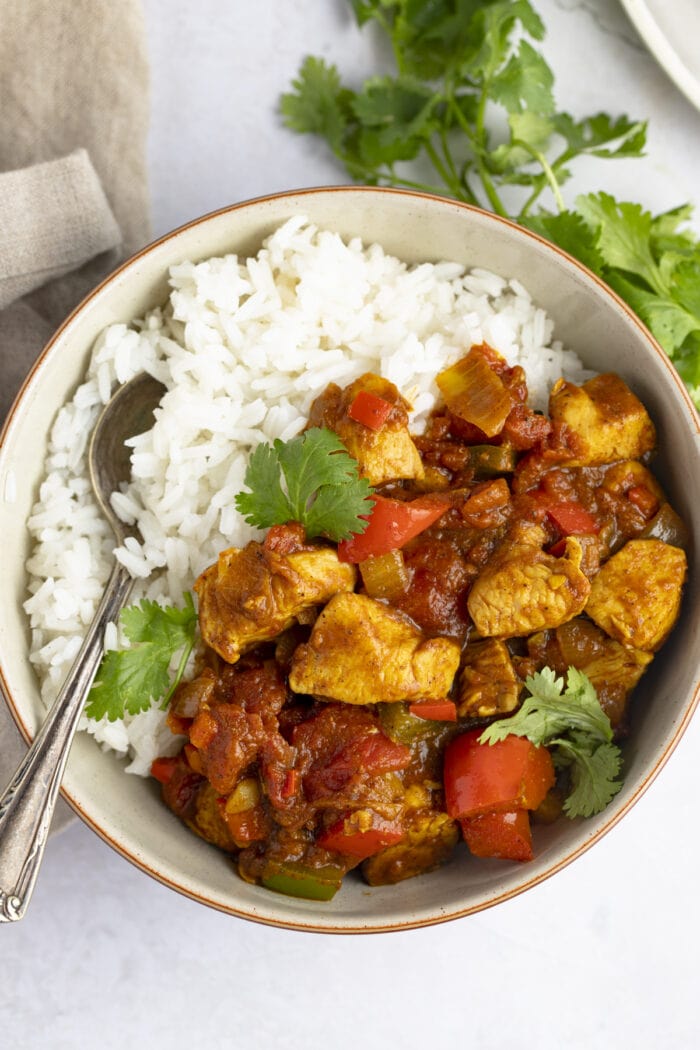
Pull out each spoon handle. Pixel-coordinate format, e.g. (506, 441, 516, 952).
(0, 561, 133, 922)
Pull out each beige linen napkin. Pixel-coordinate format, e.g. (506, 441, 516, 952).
(0, 0, 151, 832)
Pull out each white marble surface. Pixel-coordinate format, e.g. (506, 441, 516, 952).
(4, 2, 700, 1047)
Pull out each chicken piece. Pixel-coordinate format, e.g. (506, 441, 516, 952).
(528, 618, 653, 729)
(289, 592, 461, 704)
(457, 639, 520, 718)
(549, 373, 656, 466)
(467, 525, 591, 637)
(195, 536, 357, 664)
(361, 809, 459, 885)
(308, 373, 424, 485)
(585, 538, 686, 651)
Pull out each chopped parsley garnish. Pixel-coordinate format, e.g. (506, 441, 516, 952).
(479, 667, 623, 819)
(234, 426, 374, 541)
(86, 593, 198, 722)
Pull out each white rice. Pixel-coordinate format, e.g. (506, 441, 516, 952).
(24, 217, 589, 776)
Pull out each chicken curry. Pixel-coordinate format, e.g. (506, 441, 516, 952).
(150, 344, 688, 901)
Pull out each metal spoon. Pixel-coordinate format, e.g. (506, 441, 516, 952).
(0, 372, 166, 923)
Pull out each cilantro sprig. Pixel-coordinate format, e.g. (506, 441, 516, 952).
(234, 427, 374, 541)
(281, 0, 700, 408)
(479, 667, 623, 818)
(86, 593, 198, 722)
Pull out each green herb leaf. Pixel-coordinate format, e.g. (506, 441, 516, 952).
(479, 666, 623, 819)
(234, 427, 374, 541)
(86, 593, 198, 723)
(555, 734, 623, 818)
(489, 39, 554, 116)
(553, 112, 647, 159)
(575, 192, 668, 297)
(279, 56, 350, 154)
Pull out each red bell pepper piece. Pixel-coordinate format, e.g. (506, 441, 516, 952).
(338, 495, 449, 563)
(348, 389, 393, 430)
(444, 729, 555, 819)
(460, 809, 533, 862)
(150, 756, 179, 785)
(318, 814, 403, 860)
(545, 501, 598, 535)
(408, 699, 458, 722)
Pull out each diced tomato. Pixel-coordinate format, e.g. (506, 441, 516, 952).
(545, 501, 598, 535)
(150, 756, 179, 784)
(627, 485, 659, 519)
(264, 522, 308, 554)
(444, 730, 555, 819)
(316, 732, 410, 795)
(460, 809, 533, 862)
(160, 757, 205, 820)
(348, 390, 393, 430)
(318, 814, 404, 860)
(338, 495, 449, 563)
(408, 699, 458, 722)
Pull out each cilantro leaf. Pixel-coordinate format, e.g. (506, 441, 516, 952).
(279, 56, 350, 154)
(523, 209, 605, 273)
(575, 192, 668, 297)
(556, 735, 623, 818)
(553, 112, 646, 159)
(479, 667, 623, 819)
(234, 441, 295, 530)
(352, 76, 438, 165)
(605, 272, 700, 356)
(86, 594, 198, 723)
(234, 427, 374, 541)
(489, 39, 554, 116)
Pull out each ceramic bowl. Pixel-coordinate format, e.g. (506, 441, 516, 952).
(1, 187, 699, 932)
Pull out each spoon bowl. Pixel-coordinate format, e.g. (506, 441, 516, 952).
(89, 372, 166, 543)
(0, 372, 165, 922)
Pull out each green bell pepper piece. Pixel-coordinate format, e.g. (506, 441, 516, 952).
(261, 860, 344, 901)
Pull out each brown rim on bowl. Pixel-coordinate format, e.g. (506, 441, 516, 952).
(1, 186, 699, 933)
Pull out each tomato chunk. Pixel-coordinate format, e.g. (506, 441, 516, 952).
(338, 495, 448, 563)
(444, 730, 555, 818)
(408, 699, 457, 722)
(627, 485, 659, 519)
(460, 809, 533, 862)
(348, 390, 393, 430)
(150, 756, 179, 784)
(545, 501, 598, 535)
(318, 814, 403, 860)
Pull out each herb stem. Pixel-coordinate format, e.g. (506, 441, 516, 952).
(451, 87, 507, 216)
(424, 139, 464, 200)
(515, 145, 566, 217)
(383, 169, 461, 196)
(161, 636, 196, 710)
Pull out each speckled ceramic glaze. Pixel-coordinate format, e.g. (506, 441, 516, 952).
(1, 188, 699, 932)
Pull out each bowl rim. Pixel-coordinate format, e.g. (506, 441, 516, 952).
(2, 184, 699, 933)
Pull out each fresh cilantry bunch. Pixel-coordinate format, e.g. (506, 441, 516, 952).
(281, 0, 700, 407)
